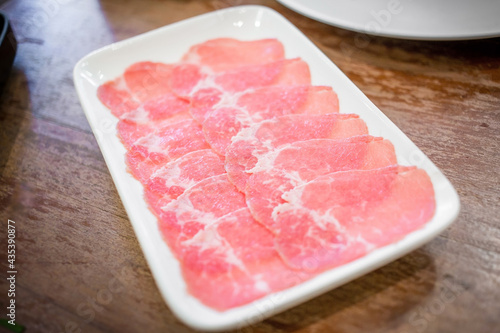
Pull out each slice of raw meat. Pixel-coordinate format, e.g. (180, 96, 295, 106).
(97, 76, 192, 126)
(122, 119, 210, 182)
(123, 62, 174, 102)
(202, 86, 340, 155)
(181, 38, 285, 73)
(245, 136, 397, 230)
(189, 87, 224, 123)
(226, 113, 368, 191)
(117, 93, 191, 128)
(123, 61, 204, 101)
(157, 171, 313, 310)
(180, 207, 312, 310)
(158, 174, 247, 256)
(215, 58, 310, 94)
(189, 58, 311, 122)
(145, 150, 226, 217)
(273, 166, 435, 272)
(96, 78, 140, 118)
(115, 92, 193, 152)
(237, 85, 338, 117)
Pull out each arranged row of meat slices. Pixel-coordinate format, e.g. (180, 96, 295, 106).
(97, 38, 436, 310)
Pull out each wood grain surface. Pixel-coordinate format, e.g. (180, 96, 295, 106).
(0, 0, 499, 332)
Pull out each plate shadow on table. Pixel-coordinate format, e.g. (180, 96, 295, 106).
(232, 249, 436, 333)
(345, 35, 500, 71)
(302, 26, 499, 72)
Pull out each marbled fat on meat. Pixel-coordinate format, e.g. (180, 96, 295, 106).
(158, 174, 313, 310)
(145, 150, 226, 217)
(245, 136, 397, 229)
(158, 174, 247, 256)
(181, 207, 312, 310)
(202, 85, 339, 155)
(123, 119, 210, 182)
(177, 207, 313, 309)
(274, 166, 435, 272)
(225, 113, 368, 192)
(189, 58, 312, 123)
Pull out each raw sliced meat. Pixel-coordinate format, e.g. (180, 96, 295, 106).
(158, 174, 247, 256)
(226, 113, 368, 191)
(237, 85, 338, 117)
(145, 150, 226, 217)
(116, 93, 191, 129)
(122, 119, 210, 182)
(273, 166, 435, 272)
(124, 61, 203, 101)
(181, 38, 285, 73)
(181, 208, 312, 310)
(96, 78, 140, 118)
(245, 136, 397, 230)
(158, 170, 313, 310)
(189, 87, 224, 123)
(139, 93, 190, 122)
(123, 62, 175, 102)
(121, 39, 285, 103)
(202, 86, 340, 155)
(97, 77, 191, 126)
(215, 58, 310, 94)
(189, 59, 311, 122)
(169, 63, 207, 97)
(115, 92, 192, 152)
(94, 37, 438, 311)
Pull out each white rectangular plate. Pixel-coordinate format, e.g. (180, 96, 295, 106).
(73, 5, 460, 331)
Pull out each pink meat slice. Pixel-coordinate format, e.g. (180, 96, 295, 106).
(189, 58, 311, 123)
(245, 136, 397, 230)
(123, 61, 203, 101)
(181, 207, 312, 310)
(123, 62, 175, 102)
(122, 119, 210, 182)
(114, 92, 192, 153)
(181, 38, 285, 73)
(145, 150, 226, 217)
(238, 85, 338, 117)
(202, 86, 340, 155)
(189, 87, 224, 124)
(139, 93, 190, 122)
(96, 78, 140, 118)
(115, 93, 192, 130)
(158, 172, 312, 310)
(97, 76, 192, 125)
(226, 113, 368, 192)
(216, 58, 310, 93)
(158, 174, 247, 256)
(273, 166, 435, 272)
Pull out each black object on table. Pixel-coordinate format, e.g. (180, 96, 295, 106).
(0, 11, 17, 96)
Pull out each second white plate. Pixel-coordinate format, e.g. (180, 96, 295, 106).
(278, 0, 500, 40)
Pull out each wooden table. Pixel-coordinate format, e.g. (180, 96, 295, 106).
(1, 0, 499, 332)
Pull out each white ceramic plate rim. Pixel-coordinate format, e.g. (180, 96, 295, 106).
(73, 5, 460, 331)
(277, 0, 500, 40)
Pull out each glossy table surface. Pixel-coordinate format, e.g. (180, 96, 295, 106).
(0, 0, 499, 332)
